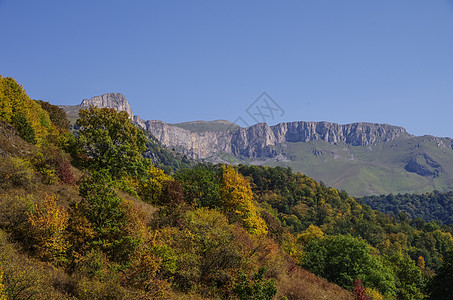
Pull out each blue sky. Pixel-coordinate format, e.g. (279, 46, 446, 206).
(1, 1, 453, 137)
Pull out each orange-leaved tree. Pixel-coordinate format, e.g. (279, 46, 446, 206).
(220, 165, 268, 235)
(0, 266, 5, 300)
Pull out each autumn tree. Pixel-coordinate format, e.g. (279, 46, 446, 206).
(27, 194, 69, 263)
(220, 165, 268, 235)
(36, 100, 70, 130)
(75, 105, 148, 178)
(0, 266, 5, 300)
(138, 164, 173, 204)
(0, 76, 54, 144)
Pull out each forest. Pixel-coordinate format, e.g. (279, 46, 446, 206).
(0, 75, 453, 299)
(360, 191, 453, 225)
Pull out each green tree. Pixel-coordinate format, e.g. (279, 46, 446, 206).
(175, 164, 221, 207)
(302, 235, 396, 295)
(75, 170, 141, 264)
(429, 249, 453, 300)
(11, 111, 36, 144)
(75, 105, 148, 177)
(233, 267, 277, 300)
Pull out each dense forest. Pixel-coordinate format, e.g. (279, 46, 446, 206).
(0, 75, 453, 299)
(360, 191, 453, 225)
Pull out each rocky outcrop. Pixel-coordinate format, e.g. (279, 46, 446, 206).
(142, 120, 411, 160)
(78, 93, 412, 160)
(81, 93, 133, 118)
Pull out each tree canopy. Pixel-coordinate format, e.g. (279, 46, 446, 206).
(75, 105, 148, 178)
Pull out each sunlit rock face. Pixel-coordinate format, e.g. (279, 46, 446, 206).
(81, 93, 133, 119)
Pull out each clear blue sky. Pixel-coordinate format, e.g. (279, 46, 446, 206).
(1, 1, 453, 137)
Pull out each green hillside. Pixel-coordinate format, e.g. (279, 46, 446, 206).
(242, 136, 453, 197)
(170, 119, 240, 132)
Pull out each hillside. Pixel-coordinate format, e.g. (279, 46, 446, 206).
(70, 92, 453, 197)
(360, 191, 453, 225)
(170, 120, 240, 132)
(3, 80, 453, 299)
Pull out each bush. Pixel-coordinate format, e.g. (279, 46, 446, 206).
(0, 193, 33, 230)
(0, 156, 37, 190)
(233, 267, 277, 300)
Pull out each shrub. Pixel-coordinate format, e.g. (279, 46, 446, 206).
(233, 267, 277, 300)
(0, 156, 37, 190)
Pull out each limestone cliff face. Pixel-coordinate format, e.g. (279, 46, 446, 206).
(142, 120, 411, 159)
(78, 93, 411, 160)
(270, 121, 409, 146)
(81, 93, 133, 118)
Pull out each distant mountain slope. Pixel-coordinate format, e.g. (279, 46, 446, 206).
(61, 92, 453, 196)
(170, 120, 240, 132)
(359, 191, 453, 225)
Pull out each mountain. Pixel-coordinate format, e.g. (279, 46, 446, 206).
(62, 93, 453, 196)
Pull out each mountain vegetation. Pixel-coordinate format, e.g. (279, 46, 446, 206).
(1, 76, 453, 299)
(360, 191, 453, 225)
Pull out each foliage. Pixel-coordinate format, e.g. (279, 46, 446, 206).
(74, 170, 142, 265)
(302, 234, 396, 295)
(0, 156, 37, 190)
(0, 266, 5, 300)
(175, 164, 221, 207)
(138, 164, 173, 204)
(75, 105, 149, 178)
(221, 165, 268, 235)
(11, 111, 36, 144)
(352, 278, 369, 300)
(27, 194, 69, 263)
(360, 191, 453, 225)
(31, 146, 76, 185)
(0, 76, 54, 145)
(37, 100, 70, 130)
(233, 267, 277, 300)
(429, 248, 453, 300)
(297, 224, 324, 245)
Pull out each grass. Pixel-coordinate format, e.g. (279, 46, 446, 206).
(245, 136, 453, 197)
(170, 120, 240, 132)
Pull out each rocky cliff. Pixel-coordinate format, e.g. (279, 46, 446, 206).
(77, 93, 412, 160)
(81, 93, 133, 118)
(141, 120, 411, 160)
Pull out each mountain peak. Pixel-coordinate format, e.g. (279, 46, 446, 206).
(81, 93, 133, 118)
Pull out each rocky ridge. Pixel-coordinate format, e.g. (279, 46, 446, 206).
(81, 93, 133, 118)
(140, 119, 412, 159)
(80, 93, 412, 160)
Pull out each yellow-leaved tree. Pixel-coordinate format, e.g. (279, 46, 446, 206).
(138, 164, 173, 204)
(0, 76, 55, 145)
(297, 224, 324, 245)
(27, 194, 69, 263)
(220, 165, 267, 235)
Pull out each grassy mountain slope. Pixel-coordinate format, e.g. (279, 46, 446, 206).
(170, 120, 240, 132)
(239, 135, 453, 197)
